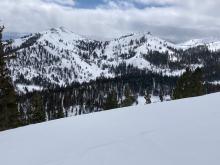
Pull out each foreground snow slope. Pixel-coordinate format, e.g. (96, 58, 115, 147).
(1, 93, 220, 165)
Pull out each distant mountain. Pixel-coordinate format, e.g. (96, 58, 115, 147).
(3, 27, 220, 128)
(178, 37, 220, 51)
(6, 27, 220, 91)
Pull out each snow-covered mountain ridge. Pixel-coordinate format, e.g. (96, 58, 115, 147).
(178, 37, 220, 51)
(1, 92, 220, 165)
(7, 27, 220, 90)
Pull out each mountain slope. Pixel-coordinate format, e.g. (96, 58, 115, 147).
(6, 27, 220, 91)
(9, 27, 111, 87)
(178, 37, 220, 51)
(8, 28, 183, 87)
(0, 93, 220, 165)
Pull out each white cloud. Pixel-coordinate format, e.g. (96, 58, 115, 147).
(129, 0, 176, 5)
(1, 0, 220, 42)
(99, 1, 136, 9)
(43, 0, 75, 6)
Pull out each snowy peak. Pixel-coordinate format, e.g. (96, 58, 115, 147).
(12, 27, 86, 49)
(9, 27, 112, 88)
(6, 27, 220, 91)
(113, 31, 177, 53)
(103, 31, 178, 67)
(41, 27, 86, 41)
(178, 37, 220, 51)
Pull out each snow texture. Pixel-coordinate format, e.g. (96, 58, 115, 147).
(0, 93, 220, 165)
(178, 37, 220, 51)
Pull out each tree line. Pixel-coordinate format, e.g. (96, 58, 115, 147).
(1, 27, 220, 131)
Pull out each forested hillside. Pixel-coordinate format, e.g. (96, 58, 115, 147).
(1, 27, 220, 130)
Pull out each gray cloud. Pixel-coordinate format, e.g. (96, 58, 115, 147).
(1, 0, 220, 43)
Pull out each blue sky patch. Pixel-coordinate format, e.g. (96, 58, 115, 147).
(42, 0, 172, 9)
(75, 0, 105, 9)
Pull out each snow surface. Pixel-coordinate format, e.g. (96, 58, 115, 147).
(136, 95, 171, 105)
(208, 81, 220, 85)
(1, 93, 220, 165)
(178, 37, 220, 51)
(16, 84, 43, 93)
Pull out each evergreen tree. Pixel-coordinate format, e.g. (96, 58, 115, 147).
(159, 86, 164, 102)
(191, 68, 204, 97)
(31, 92, 46, 124)
(144, 91, 151, 104)
(0, 26, 21, 131)
(104, 90, 118, 110)
(54, 98, 64, 119)
(121, 85, 135, 107)
(173, 68, 204, 99)
(54, 107, 64, 119)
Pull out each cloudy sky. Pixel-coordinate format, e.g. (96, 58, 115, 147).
(1, 0, 220, 42)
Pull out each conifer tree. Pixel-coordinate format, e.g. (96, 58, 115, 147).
(0, 26, 20, 131)
(159, 88, 164, 102)
(191, 68, 204, 97)
(104, 90, 118, 110)
(31, 92, 46, 124)
(173, 68, 204, 99)
(121, 85, 135, 107)
(55, 107, 64, 119)
(144, 91, 151, 104)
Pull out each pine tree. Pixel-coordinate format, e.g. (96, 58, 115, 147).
(104, 90, 118, 110)
(191, 68, 204, 97)
(0, 26, 20, 131)
(159, 90, 164, 102)
(121, 85, 135, 107)
(173, 68, 204, 99)
(144, 91, 151, 104)
(55, 107, 64, 119)
(31, 92, 46, 124)
(54, 98, 64, 119)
